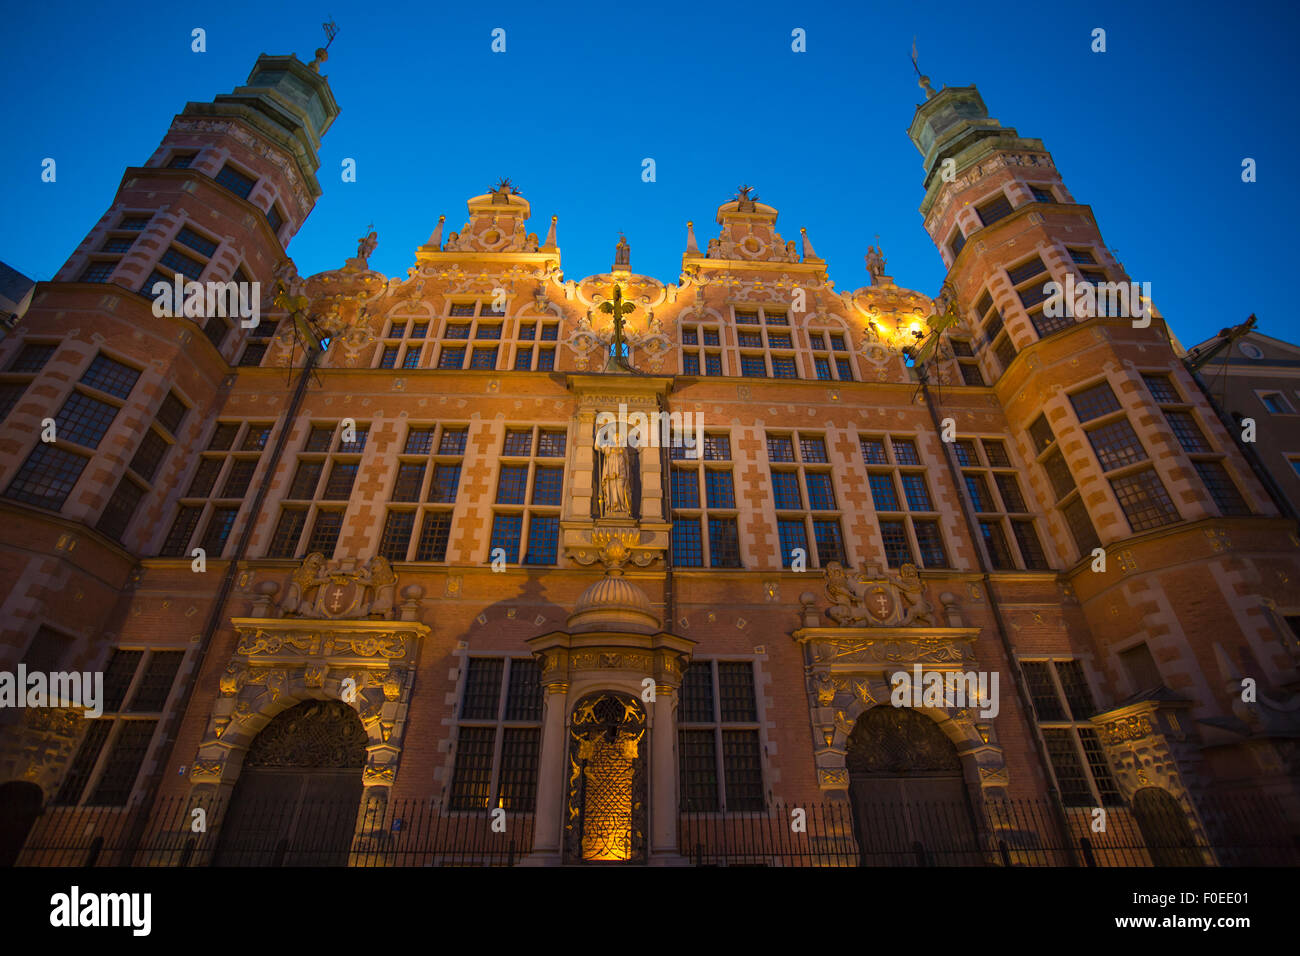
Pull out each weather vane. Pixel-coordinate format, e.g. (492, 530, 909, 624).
(323, 19, 339, 49)
(911, 37, 936, 99)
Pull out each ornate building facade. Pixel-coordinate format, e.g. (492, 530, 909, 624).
(1, 48, 1298, 866)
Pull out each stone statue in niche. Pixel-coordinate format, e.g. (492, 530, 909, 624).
(598, 443, 634, 517)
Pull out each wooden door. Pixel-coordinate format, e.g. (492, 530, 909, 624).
(847, 707, 980, 866)
(214, 700, 367, 866)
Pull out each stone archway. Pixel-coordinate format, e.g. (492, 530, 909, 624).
(846, 707, 982, 866)
(213, 699, 368, 866)
(1132, 786, 1204, 867)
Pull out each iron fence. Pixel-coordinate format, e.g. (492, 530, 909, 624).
(14, 795, 533, 867)
(11, 791, 1300, 866)
(681, 793, 1300, 867)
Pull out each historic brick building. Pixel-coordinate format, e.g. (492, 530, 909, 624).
(1, 48, 1298, 866)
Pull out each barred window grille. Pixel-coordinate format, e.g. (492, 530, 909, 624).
(678, 661, 763, 812)
(1043, 728, 1094, 807)
(5, 444, 89, 510)
(1087, 419, 1148, 471)
(81, 354, 140, 399)
(1070, 381, 1122, 422)
(214, 164, 256, 198)
(305, 509, 343, 555)
(1110, 468, 1180, 531)
(11, 343, 57, 372)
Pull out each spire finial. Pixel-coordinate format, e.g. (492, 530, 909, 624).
(685, 220, 699, 255)
(911, 36, 936, 99)
(800, 227, 821, 262)
(310, 20, 339, 72)
(427, 215, 445, 249)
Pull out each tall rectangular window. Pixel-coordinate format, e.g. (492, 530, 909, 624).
(678, 661, 763, 811)
(449, 657, 543, 811)
(55, 649, 185, 806)
(1019, 657, 1121, 808)
(670, 433, 739, 568)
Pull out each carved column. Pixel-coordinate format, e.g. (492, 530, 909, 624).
(639, 421, 666, 523)
(650, 684, 682, 862)
(524, 661, 570, 865)
(567, 407, 597, 521)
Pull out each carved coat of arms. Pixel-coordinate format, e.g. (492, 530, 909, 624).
(278, 553, 398, 621)
(823, 562, 934, 627)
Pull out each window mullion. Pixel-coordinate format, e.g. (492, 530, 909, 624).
(488, 660, 510, 805)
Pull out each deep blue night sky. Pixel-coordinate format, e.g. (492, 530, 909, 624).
(3, 0, 1296, 348)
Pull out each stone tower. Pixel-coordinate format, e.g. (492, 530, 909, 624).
(909, 82, 1300, 799)
(0, 51, 338, 796)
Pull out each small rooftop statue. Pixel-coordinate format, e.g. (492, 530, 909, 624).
(866, 244, 887, 282)
(614, 232, 630, 268)
(734, 184, 759, 211)
(356, 229, 378, 261)
(491, 177, 517, 203)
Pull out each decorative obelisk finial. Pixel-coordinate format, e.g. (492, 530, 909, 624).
(427, 215, 445, 249)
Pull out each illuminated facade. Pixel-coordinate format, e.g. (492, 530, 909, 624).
(1, 48, 1299, 867)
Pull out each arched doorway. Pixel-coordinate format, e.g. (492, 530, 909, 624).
(1132, 787, 1203, 866)
(214, 699, 368, 866)
(0, 781, 44, 867)
(563, 692, 647, 863)
(846, 707, 980, 866)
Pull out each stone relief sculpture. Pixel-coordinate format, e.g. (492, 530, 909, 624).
(362, 555, 397, 620)
(281, 553, 329, 615)
(276, 553, 401, 620)
(821, 561, 934, 627)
